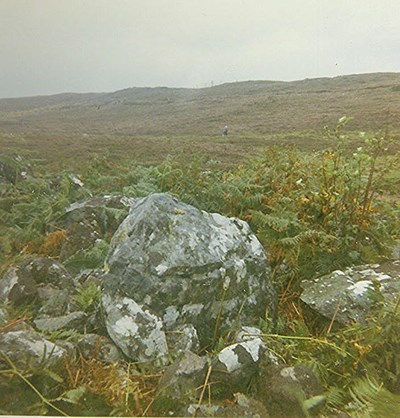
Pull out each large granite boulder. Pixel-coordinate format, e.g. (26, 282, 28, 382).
(103, 193, 276, 354)
(300, 262, 400, 325)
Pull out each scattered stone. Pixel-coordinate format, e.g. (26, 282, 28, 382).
(0, 266, 37, 304)
(0, 307, 8, 327)
(37, 286, 75, 316)
(187, 393, 270, 417)
(33, 311, 86, 333)
(300, 263, 400, 325)
(166, 324, 200, 357)
(77, 333, 123, 363)
(73, 268, 104, 288)
(20, 257, 73, 289)
(58, 195, 135, 262)
(258, 364, 325, 418)
(103, 193, 276, 348)
(154, 351, 208, 416)
(102, 293, 168, 363)
(0, 329, 67, 369)
(211, 330, 268, 397)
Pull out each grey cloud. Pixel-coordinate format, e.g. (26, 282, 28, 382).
(0, 0, 399, 97)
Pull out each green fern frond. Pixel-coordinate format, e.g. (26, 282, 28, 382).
(349, 377, 400, 418)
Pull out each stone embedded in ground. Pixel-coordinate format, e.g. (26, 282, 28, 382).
(154, 351, 209, 416)
(211, 328, 273, 397)
(165, 324, 200, 356)
(37, 286, 75, 316)
(0, 328, 67, 369)
(103, 193, 276, 348)
(258, 364, 325, 418)
(0, 257, 74, 307)
(33, 311, 86, 333)
(58, 195, 136, 262)
(187, 393, 270, 417)
(102, 293, 168, 363)
(0, 267, 37, 304)
(19, 257, 74, 289)
(77, 333, 123, 363)
(300, 263, 400, 325)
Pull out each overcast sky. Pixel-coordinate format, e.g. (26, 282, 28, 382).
(0, 0, 399, 98)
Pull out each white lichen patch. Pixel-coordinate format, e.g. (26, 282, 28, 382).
(182, 303, 204, 316)
(280, 366, 299, 381)
(218, 338, 264, 373)
(332, 270, 346, 276)
(155, 263, 168, 275)
(348, 280, 374, 296)
(236, 326, 262, 341)
(218, 345, 241, 372)
(374, 273, 392, 282)
(163, 305, 180, 327)
(234, 259, 247, 282)
(241, 338, 264, 362)
(113, 316, 139, 337)
(248, 234, 263, 257)
(121, 297, 143, 315)
(143, 324, 168, 358)
(223, 275, 231, 290)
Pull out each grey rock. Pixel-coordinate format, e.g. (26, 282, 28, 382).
(73, 268, 104, 288)
(211, 332, 269, 397)
(0, 266, 37, 304)
(34, 311, 86, 333)
(58, 195, 135, 262)
(0, 329, 67, 369)
(0, 257, 74, 307)
(154, 351, 209, 416)
(37, 286, 75, 316)
(102, 293, 168, 362)
(77, 333, 122, 363)
(103, 193, 276, 348)
(166, 324, 200, 356)
(300, 263, 400, 324)
(0, 307, 8, 326)
(187, 394, 270, 417)
(258, 364, 325, 418)
(19, 257, 73, 289)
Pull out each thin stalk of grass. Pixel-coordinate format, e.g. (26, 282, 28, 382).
(245, 333, 356, 359)
(194, 365, 213, 417)
(0, 351, 69, 416)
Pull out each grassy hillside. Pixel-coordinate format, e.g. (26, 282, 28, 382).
(1, 72, 400, 169)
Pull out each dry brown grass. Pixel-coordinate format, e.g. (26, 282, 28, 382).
(63, 356, 161, 416)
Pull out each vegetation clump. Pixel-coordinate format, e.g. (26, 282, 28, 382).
(0, 120, 399, 416)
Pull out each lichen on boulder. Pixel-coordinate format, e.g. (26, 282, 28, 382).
(102, 193, 276, 356)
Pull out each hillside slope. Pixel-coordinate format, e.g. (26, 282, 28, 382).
(1, 72, 400, 136)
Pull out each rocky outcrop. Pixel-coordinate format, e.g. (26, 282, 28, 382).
(102, 193, 276, 355)
(0, 257, 73, 305)
(300, 262, 400, 325)
(0, 327, 67, 369)
(58, 195, 135, 265)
